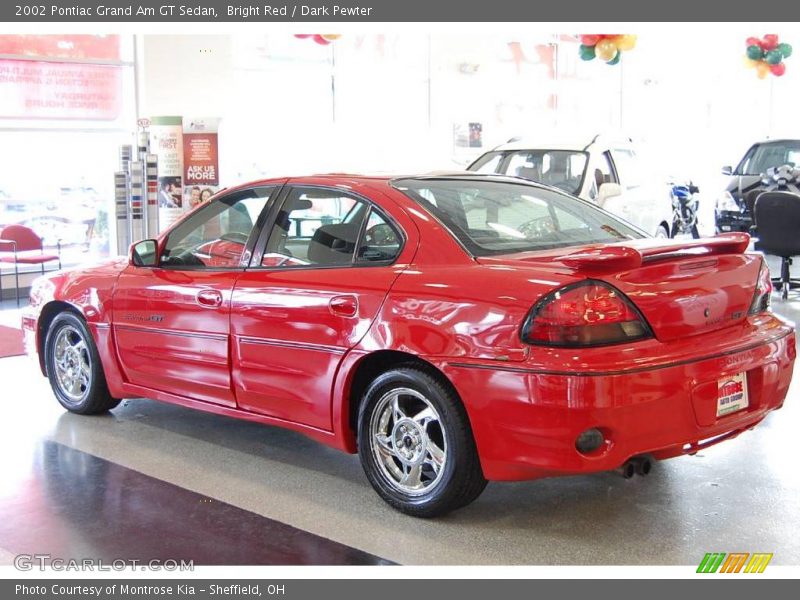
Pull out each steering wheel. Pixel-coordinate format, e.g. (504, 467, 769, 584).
(219, 231, 250, 244)
(518, 216, 556, 239)
(364, 223, 395, 245)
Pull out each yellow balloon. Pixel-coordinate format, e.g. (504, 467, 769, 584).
(614, 34, 637, 52)
(743, 56, 758, 69)
(321, 34, 341, 41)
(595, 38, 618, 62)
(756, 61, 770, 79)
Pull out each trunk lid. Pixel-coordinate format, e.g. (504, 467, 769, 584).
(478, 233, 760, 342)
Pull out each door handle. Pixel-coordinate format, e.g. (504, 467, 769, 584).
(196, 289, 223, 308)
(329, 295, 358, 317)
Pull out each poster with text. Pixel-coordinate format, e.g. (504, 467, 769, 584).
(182, 117, 220, 211)
(150, 115, 184, 231)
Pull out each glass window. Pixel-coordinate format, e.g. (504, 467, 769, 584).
(395, 178, 642, 256)
(469, 151, 503, 174)
(588, 152, 618, 199)
(497, 150, 587, 195)
(610, 149, 641, 189)
(737, 140, 800, 175)
(160, 187, 272, 269)
(261, 188, 370, 268)
(357, 209, 402, 263)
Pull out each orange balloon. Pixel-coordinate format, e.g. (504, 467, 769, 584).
(321, 34, 341, 41)
(756, 61, 770, 79)
(743, 56, 758, 69)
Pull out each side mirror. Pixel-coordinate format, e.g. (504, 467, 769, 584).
(597, 182, 623, 205)
(721, 165, 733, 176)
(130, 239, 159, 267)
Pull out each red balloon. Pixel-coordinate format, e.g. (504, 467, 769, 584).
(746, 36, 762, 48)
(294, 34, 311, 39)
(312, 34, 330, 45)
(762, 34, 779, 50)
(770, 62, 786, 76)
(579, 34, 600, 46)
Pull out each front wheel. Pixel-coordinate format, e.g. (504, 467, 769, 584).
(357, 367, 487, 517)
(44, 312, 120, 415)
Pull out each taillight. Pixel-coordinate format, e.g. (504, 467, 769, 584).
(521, 280, 652, 347)
(749, 258, 772, 315)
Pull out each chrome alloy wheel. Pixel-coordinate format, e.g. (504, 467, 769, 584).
(52, 325, 92, 403)
(369, 387, 448, 496)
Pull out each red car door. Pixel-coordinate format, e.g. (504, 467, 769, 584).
(230, 184, 410, 430)
(112, 185, 278, 407)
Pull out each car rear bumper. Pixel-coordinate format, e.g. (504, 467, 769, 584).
(441, 316, 795, 481)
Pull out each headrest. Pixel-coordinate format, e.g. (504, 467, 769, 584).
(307, 223, 360, 265)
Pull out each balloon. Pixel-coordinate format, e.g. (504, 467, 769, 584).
(770, 62, 786, 76)
(746, 44, 764, 60)
(756, 61, 770, 79)
(765, 49, 783, 65)
(312, 34, 330, 45)
(762, 34, 779, 50)
(606, 51, 621, 65)
(778, 42, 793, 58)
(613, 34, 637, 51)
(321, 34, 341, 41)
(579, 34, 600, 46)
(746, 36, 763, 48)
(578, 44, 596, 61)
(743, 56, 759, 69)
(294, 34, 312, 39)
(594, 38, 618, 62)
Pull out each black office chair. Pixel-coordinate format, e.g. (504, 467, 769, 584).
(754, 191, 800, 300)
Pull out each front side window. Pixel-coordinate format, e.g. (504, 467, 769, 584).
(395, 178, 643, 256)
(261, 187, 400, 268)
(160, 187, 273, 269)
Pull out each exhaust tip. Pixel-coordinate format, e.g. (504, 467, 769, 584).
(619, 461, 636, 479)
(635, 456, 653, 476)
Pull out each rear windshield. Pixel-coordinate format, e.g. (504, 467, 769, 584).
(394, 178, 643, 256)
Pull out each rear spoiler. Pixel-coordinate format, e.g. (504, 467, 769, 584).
(562, 233, 750, 272)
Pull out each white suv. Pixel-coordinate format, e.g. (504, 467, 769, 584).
(468, 135, 674, 238)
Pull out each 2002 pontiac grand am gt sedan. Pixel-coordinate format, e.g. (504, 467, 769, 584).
(22, 174, 795, 517)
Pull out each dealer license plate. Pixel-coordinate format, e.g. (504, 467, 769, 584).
(717, 372, 749, 417)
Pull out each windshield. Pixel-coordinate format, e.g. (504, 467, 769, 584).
(469, 149, 588, 195)
(736, 141, 800, 175)
(394, 178, 643, 256)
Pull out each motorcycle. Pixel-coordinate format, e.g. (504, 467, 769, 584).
(670, 182, 700, 238)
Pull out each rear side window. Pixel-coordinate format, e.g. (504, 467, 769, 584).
(394, 178, 643, 256)
(260, 187, 402, 268)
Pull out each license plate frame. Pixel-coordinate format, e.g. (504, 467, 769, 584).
(716, 372, 749, 418)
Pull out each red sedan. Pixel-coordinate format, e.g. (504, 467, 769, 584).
(22, 174, 795, 517)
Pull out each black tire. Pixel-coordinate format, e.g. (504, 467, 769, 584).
(357, 366, 487, 517)
(656, 224, 670, 239)
(44, 312, 120, 415)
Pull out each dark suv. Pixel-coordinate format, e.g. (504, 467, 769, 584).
(716, 138, 800, 232)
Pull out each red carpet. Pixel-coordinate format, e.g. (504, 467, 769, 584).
(0, 324, 24, 358)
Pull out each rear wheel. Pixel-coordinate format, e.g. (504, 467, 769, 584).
(44, 312, 120, 415)
(656, 224, 670, 239)
(357, 366, 487, 517)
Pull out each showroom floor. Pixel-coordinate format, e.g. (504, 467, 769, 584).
(0, 293, 798, 566)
